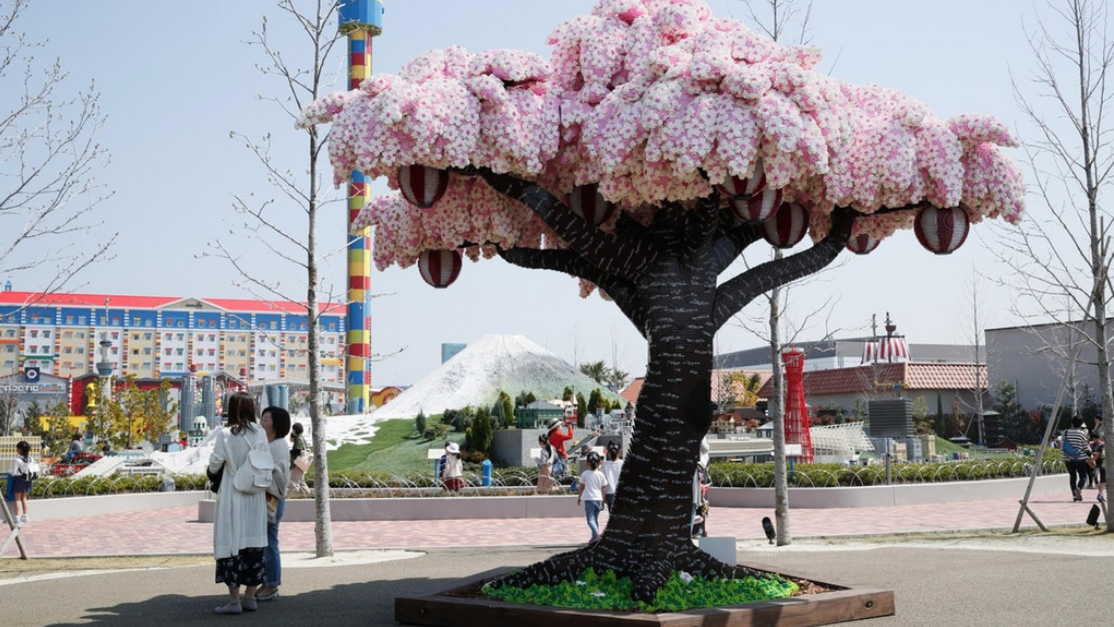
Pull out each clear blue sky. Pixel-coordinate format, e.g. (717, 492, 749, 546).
(7, 1, 1062, 386)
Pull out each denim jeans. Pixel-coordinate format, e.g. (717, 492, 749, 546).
(584, 500, 603, 542)
(264, 499, 284, 587)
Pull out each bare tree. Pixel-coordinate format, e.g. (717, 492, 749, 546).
(951, 276, 993, 443)
(996, 0, 1114, 521)
(0, 0, 114, 295)
(210, 0, 346, 556)
(735, 0, 818, 547)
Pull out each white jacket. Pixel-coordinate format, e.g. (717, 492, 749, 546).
(208, 424, 268, 559)
(267, 437, 291, 501)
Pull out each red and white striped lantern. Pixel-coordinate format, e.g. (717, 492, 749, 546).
(417, 249, 462, 289)
(718, 159, 781, 223)
(398, 165, 450, 209)
(567, 183, 615, 226)
(762, 202, 809, 249)
(914, 206, 970, 254)
(846, 233, 881, 255)
(733, 187, 783, 224)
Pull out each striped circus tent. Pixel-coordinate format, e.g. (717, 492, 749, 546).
(861, 336, 911, 364)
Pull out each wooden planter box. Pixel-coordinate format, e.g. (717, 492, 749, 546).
(396, 566, 894, 627)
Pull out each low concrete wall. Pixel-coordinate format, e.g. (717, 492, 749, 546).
(198, 475, 1066, 522)
(15, 475, 1068, 523)
(198, 493, 582, 523)
(24, 490, 207, 522)
(709, 475, 1064, 509)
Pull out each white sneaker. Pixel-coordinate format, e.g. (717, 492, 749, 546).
(19, 515, 28, 525)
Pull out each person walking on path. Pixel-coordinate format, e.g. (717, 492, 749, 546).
(257, 406, 291, 602)
(207, 392, 269, 614)
(1062, 417, 1093, 502)
(1090, 432, 1106, 503)
(287, 422, 311, 495)
(546, 417, 575, 477)
(601, 440, 623, 511)
(7, 440, 37, 526)
(576, 451, 609, 543)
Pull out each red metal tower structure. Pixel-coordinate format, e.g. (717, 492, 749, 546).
(782, 346, 814, 463)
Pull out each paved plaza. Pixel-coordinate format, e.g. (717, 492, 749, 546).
(1, 488, 1112, 626)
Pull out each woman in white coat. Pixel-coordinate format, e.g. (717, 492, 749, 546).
(208, 392, 269, 614)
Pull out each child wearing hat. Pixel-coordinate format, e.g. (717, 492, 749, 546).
(546, 417, 575, 477)
(535, 434, 558, 491)
(576, 451, 609, 543)
(441, 442, 464, 492)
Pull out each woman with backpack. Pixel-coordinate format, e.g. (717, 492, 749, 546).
(535, 434, 558, 491)
(1062, 417, 1093, 502)
(7, 440, 38, 526)
(207, 392, 269, 614)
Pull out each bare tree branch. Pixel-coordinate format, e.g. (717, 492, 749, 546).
(712, 206, 854, 329)
(0, 0, 115, 295)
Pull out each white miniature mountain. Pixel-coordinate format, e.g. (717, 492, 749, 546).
(372, 334, 617, 419)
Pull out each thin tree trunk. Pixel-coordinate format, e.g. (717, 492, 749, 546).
(768, 284, 791, 545)
(306, 126, 334, 556)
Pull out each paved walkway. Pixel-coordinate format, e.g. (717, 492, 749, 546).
(3, 487, 1105, 559)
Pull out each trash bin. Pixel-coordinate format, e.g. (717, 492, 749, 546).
(4, 474, 13, 502)
(481, 459, 492, 487)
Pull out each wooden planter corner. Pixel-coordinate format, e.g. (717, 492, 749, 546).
(396, 566, 895, 627)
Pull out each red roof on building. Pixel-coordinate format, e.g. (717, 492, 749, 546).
(0, 291, 178, 309)
(619, 377, 644, 405)
(757, 362, 986, 398)
(0, 291, 342, 314)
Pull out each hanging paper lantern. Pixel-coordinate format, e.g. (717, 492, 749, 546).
(717, 158, 781, 223)
(567, 183, 615, 226)
(914, 206, 970, 254)
(398, 165, 450, 209)
(846, 232, 881, 255)
(734, 187, 783, 224)
(417, 249, 462, 288)
(762, 202, 809, 249)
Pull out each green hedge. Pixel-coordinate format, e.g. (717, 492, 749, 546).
(707, 459, 1062, 488)
(16, 459, 1062, 499)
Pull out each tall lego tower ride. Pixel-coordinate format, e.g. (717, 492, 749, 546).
(339, 1, 383, 413)
(781, 346, 814, 463)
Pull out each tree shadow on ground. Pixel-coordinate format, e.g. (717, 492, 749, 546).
(41, 577, 433, 627)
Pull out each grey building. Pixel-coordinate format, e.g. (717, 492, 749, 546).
(986, 321, 1108, 415)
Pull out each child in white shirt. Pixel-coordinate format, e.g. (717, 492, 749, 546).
(576, 451, 609, 543)
(601, 440, 623, 511)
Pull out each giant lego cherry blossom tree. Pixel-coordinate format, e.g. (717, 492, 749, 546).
(300, 0, 1024, 601)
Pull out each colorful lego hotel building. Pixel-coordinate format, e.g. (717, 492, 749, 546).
(0, 290, 346, 390)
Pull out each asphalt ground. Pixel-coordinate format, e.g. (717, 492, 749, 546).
(1, 487, 1113, 626)
(1, 533, 1113, 626)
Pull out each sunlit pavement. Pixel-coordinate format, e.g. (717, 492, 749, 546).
(2, 488, 1105, 559)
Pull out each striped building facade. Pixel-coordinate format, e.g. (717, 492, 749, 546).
(0, 291, 346, 386)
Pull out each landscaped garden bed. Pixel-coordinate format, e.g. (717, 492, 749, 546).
(395, 566, 894, 627)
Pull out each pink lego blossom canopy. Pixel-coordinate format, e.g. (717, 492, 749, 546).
(299, 0, 1024, 273)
